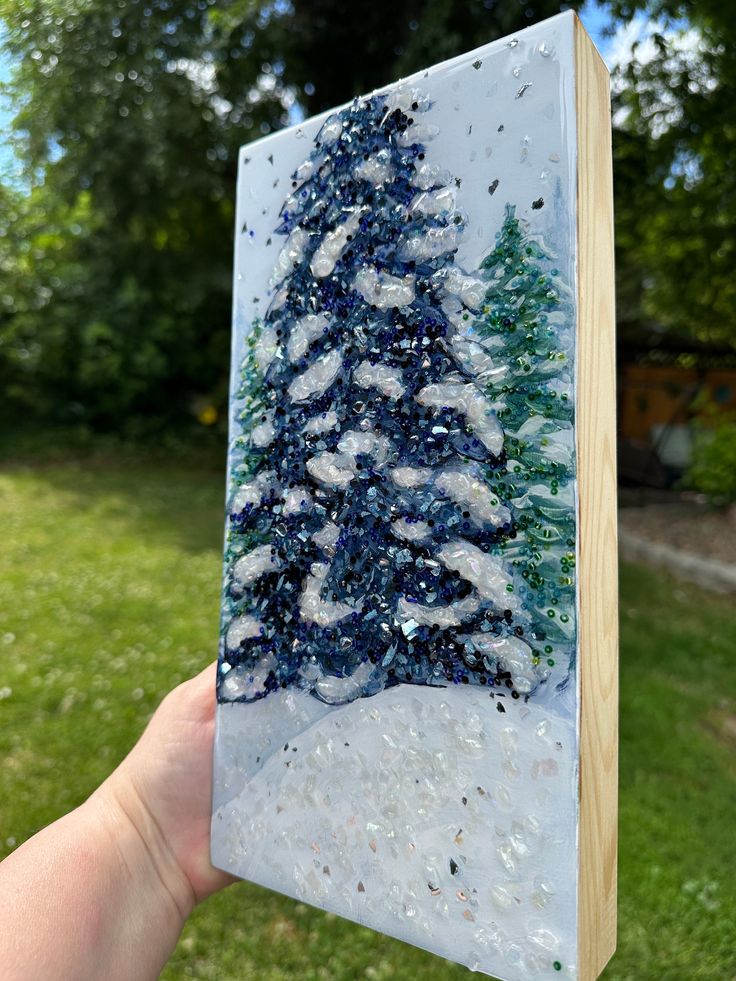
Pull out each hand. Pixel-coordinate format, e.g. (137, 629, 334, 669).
(95, 661, 236, 912)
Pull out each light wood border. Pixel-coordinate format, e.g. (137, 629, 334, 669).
(574, 15, 619, 981)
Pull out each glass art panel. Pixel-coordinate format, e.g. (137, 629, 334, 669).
(212, 13, 617, 980)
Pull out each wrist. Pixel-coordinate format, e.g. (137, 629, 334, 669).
(87, 771, 197, 929)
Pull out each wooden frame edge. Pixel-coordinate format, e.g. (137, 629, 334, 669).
(574, 15, 619, 981)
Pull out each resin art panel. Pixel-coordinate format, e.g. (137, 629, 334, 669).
(212, 13, 617, 981)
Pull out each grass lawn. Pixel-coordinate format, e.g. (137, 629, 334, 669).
(1, 452, 735, 980)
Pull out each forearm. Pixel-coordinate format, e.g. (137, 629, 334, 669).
(0, 785, 192, 981)
(0, 665, 230, 980)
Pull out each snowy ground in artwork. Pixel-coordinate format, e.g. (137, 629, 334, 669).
(212, 685, 578, 981)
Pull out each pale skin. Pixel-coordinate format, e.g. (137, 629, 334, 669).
(0, 663, 235, 980)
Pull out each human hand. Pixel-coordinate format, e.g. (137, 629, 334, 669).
(94, 661, 236, 913)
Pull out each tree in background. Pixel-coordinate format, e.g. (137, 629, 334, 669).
(608, 0, 736, 350)
(0, 0, 283, 429)
(4, 0, 732, 433)
(0, 0, 580, 432)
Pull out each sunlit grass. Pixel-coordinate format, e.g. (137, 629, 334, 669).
(1, 455, 734, 979)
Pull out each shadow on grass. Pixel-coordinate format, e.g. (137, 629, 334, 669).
(0, 425, 231, 555)
(1, 456, 227, 556)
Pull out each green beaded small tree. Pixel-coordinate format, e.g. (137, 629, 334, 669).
(222, 318, 270, 572)
(230, 318, 268, 479)
(473, 205, 577, 684)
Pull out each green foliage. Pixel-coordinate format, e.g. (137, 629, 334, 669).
(6, 0, 733, 430)
(0, 0, 286, 428)
(684, 408, 736, 504)
(2, 453, 736, 979)
(231, 0, 581, 121)
(475, 207, 576, 678)
(609, 0, 736, 348)
(0, 0, 578, 432)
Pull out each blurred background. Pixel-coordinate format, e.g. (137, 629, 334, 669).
(0, 1, 734, 979)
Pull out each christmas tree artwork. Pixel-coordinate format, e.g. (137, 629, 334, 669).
(212, 19, 618, 981)
(217, 91, 548, 707)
